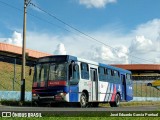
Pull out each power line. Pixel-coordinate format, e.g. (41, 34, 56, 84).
(0, 0, 157, 63)
(29, 2, 116, 50)
(29, 2, 157, 63)
(0, 0, 22, 11)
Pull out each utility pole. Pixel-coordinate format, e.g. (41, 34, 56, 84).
(21, 0, 31, 102)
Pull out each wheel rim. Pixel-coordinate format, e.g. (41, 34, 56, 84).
(80, 94, 87, 107)
(116, 94, 120, 106)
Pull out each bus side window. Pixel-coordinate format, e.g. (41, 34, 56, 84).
(105, 68, 108, 75)
(118, 72, 120, 77)
(126, 74, 132, 84)
(111, 70, 114, 76)
(106, 69, 111, 82)
(69, 61, 74, 80)
(81, 62, 89, 80)
(99, 67, 107, 81)
(73, 64, 80, 80)
(114, 70, 120, 83)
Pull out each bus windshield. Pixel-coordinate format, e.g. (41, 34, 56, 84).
(49, 63, 67, 81)
(34, 63, 67, 82)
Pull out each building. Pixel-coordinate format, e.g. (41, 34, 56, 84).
(0, 42, 50, 66)
(112, 64, 160, 81)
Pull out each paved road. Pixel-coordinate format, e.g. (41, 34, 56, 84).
(0, 105, 159, 111)
(0, 105, 159, 117)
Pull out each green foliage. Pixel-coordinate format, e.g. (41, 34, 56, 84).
(0, 117, 160, 120)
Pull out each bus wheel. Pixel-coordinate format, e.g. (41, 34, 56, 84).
(109, 94, 120, 107)
(80, 92, 88, 108)
(114, 94, 120, 107)
(32, 101, 39, 107)
(109, 102, 114, 107)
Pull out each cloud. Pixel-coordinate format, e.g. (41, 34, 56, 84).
(3, 31, 22, 46)
(129, 36, 153, 54)
(78, 0, 117, 8)
(53, 43, 67, 55)
(24, 19, 160, 64)
(1, 19, 160, 64)
(83, 45, 129, 64)
(132, 19, 160, 40)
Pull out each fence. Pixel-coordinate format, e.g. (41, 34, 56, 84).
(0, 55, 33, 92)
(133, 81, 160, 97)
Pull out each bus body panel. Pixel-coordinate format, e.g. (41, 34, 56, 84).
(69, 85, 79, 102)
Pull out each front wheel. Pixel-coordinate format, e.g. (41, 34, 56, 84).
(80, 92, 88, 108)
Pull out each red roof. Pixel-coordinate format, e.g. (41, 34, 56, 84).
(0, 42, 51, 58)
(112, 64, 160, 70)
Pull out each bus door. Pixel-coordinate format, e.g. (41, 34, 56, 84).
(121, 74, 127, 100)
(90, 68, 98, 101)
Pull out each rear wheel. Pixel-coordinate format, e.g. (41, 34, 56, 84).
(109, 102, 114, 107)
(114, 94, 120, 107)
(80, 92, 88, 108)
(109, 94, 120, 107)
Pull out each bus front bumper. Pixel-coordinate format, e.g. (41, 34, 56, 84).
(32, 93, 67, 103)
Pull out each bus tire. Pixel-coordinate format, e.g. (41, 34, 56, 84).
(109, 94, 120, 107)
(80, 92, 88, 108)
(109, 102, 114, 107)
(114, 93, 120, 107)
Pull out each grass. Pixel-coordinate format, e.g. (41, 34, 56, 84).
(100, 101, 160, 107)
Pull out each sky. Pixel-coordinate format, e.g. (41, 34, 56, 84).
(0, 0, 160, 64)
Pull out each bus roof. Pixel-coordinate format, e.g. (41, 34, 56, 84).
(38, 55, 131, 74)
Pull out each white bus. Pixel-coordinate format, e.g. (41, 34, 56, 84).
(32, 55, 133, 107)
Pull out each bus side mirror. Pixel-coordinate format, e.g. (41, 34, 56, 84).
(29, 68, 32, 76)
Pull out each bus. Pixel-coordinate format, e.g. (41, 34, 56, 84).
(32, 55, 133, 107)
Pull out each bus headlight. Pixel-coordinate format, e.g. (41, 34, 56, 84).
(32, 93, 37, 97)
(60, 92, 66, 97)
(55, 92, 66, 101)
